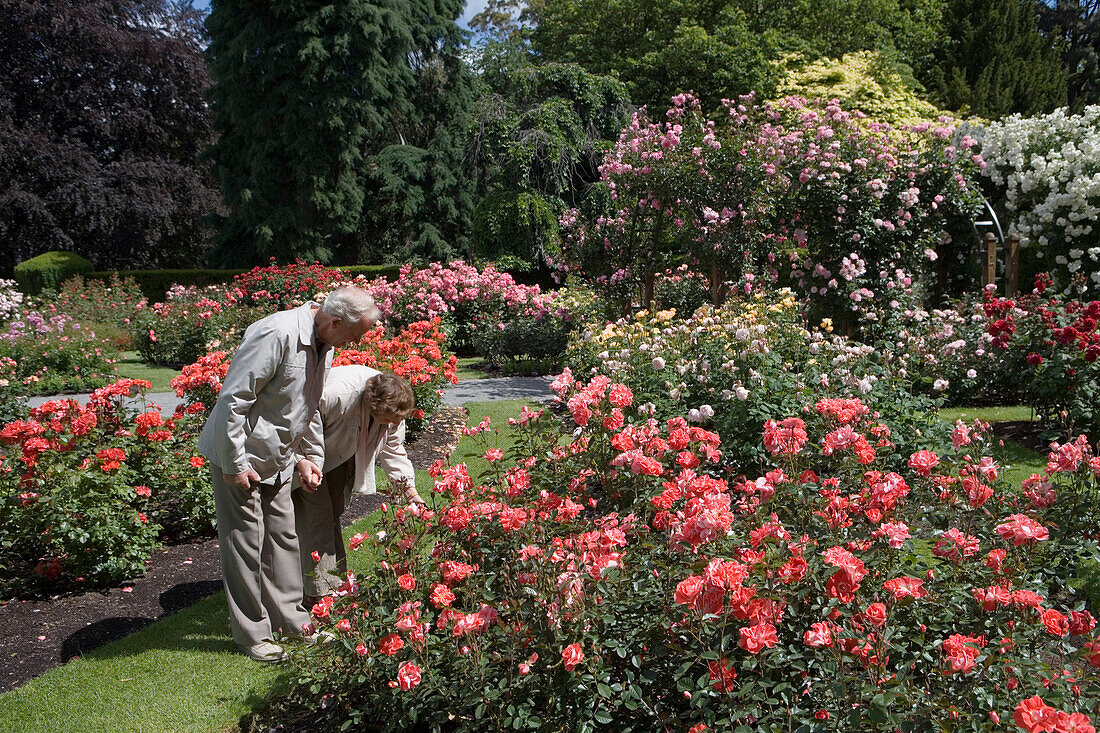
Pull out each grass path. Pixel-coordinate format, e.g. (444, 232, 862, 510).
(0, 400, 532, 733)
(111, 351, 181, 392)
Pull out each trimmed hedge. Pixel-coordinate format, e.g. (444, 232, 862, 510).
(85, 264, 401, 301)
(15, 251, 94, 295)
(87, 268, 245, 300)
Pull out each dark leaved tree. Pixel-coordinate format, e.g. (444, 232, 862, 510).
(0, 0, 219, 274)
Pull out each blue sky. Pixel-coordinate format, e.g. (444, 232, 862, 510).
(189, 0, 491, 29)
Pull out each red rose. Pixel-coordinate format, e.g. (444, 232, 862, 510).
(397, 574, 416, 591)
(1041, 608, 1069, 637)
(561, 642, 585, 672)
(864, 602, 888, 627)
(396, 661, 421, 690)
(738, 622, 778, 654)
(378, 633, 404, 656)
(674, 576, 704, 606)
(1013, 695, 1059, 733)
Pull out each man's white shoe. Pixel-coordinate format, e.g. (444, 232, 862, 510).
(242, 641, 287, 663)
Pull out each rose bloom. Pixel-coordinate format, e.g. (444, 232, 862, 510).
(1013, 695, 1059, 733)
(738, 622, 778, 654)
(908, 450, 940, 476)
(429, 583, 456, 608)
(995, 514, 1050, 546)
(397, 574, 416, 591)
(396, 661, 422, 690)
(864, 602, 888, 627)
(707, 658, 737, 692)
(378, 632, 404, 656)
(336, 618, 352, 633)
(1041, 608, 1069, 637)
(561, 642, 585, 672)
(608, 383, 633, 407)
(803, 622, 832, 648)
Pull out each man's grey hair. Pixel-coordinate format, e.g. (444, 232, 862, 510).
(320, 287, 381, 325)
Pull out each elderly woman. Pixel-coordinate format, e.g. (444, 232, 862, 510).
(294, 365, 424, 600)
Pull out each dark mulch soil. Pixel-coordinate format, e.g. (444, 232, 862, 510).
(0, 407, 467, 693)
(991, 419, 1063, 452)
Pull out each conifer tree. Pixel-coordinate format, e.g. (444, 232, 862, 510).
(927, 0, 1067, 116)
(205, 0, 470, 266)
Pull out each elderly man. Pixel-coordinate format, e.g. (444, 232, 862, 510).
(295, 366, 422, 601)
(197, 287, 379, 663)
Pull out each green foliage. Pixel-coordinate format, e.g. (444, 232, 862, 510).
(531, 0, 784, 111)
(926, 0, 1068, 116)
(469, 47, 630, 268)
(1039, 0, 1100, 111)
(205, 0, 473, 267)
(352, 51, 480, 265)
(14, 252, 94, 296)
(776, 51, 948, 125)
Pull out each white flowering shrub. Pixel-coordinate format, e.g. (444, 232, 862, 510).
(0, 280, 24, 324)
(976, 106, 1100, 293)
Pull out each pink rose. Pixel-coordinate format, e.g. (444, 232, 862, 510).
(561, 642, 585, 672)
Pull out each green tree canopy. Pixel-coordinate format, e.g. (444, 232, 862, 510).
(926, 0, 1068, 116)
(205, 0, 471, 267)
(467, 41, 630, 267)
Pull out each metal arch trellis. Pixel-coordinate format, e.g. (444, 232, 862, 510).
(971, 193, 1005, 249)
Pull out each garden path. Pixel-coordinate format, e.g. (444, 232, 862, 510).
(22, 375, 555, 413)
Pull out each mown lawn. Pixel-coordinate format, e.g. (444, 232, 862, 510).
(111, 351, 181, 392)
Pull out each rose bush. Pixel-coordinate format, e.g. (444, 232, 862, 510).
(565, 291, 945, 473)
(43, 273, 145, 349)
(280, 376, 1098, 731)
(128, 284, 258, 366)
(0, 379, 213, 597)
(559, 94, 984, 335)
(233, 259, 346, 313)
(974, 106, 1100, 294)
(173, 320, 457, 434)
(358, 261, 563, 361)
(0, 308, 119, 396)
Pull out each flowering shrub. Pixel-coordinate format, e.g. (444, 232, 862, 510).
(0, 379, 214, 597)
(0, 279, 25, 323)
(975, 106, 1100, 294)
(0, 308, 118, 396)
(876, 289, 1024, 405)
(282, 379, 1099, 731)
(128, 284, 258, 366)
(233, 259, 345, 312)
(172, 320, 457, 433)
(43, 273, 145, 349)
(360, 261, 558, 357)
(560, 94, 984, 334)
(333, 319, 458, 432)
(566, 291, 945, 473)
(981, 282, 1100, 438)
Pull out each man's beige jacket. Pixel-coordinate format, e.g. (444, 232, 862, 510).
(198, 302, 331, 482)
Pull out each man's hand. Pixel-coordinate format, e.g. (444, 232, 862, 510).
(297, 459, 323, 492)
(226, 467, 261, 490)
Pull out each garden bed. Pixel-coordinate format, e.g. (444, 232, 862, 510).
(0, 407, 466, 692)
